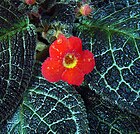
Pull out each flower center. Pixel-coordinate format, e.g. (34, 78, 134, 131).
(63, 53, 77, 68)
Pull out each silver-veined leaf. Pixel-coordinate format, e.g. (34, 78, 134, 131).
(75, 1, 140, 116)
(1, 62, 89, 134)
(0, 1, 36, 123)
(76, 87, 140, 134)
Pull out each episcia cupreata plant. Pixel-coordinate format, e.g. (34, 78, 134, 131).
(0, 0, 140, 133)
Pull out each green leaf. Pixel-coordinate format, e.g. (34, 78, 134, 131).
(75, 2, 140, 116)
(2, 62, 89, 134)
(76, 87, 140, 134)
(0, 1, 36, 123)
(41, 3, 76, 42)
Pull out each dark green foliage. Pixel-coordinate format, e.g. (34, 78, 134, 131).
(76, 87, 140, 134)
(40, 2, 77, 41)
(75, 1, 140, 117)
(0, 1, 36, 123)
(0, 63, 89, 134)
(0, 0, 140, 133)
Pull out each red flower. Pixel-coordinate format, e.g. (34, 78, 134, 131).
(41, 34, 95, 86)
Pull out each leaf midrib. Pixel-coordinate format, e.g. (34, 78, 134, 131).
(0, 19, 29, 40)
(79, 22, 140, 40)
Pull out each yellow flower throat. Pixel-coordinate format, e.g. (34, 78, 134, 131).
(63, 54, 77, 68)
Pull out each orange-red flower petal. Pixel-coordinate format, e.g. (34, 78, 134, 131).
(41, 58, 65, 82)
(49, 34, 68, 59)
(77, 50, 95, 74)
(62, 67, 84, 86)
(68, 36, 82, 54)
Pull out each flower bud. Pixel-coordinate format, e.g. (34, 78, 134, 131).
(25, 0, 36, 5)
(79, 4, 92, 16)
